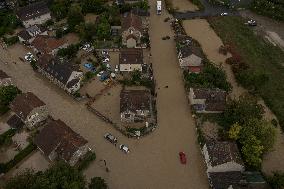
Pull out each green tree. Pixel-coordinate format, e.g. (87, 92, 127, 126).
(222, 94, 264, 128)
(228, 123, 242, 140)
(96, 15, 111, 40)
(5, 161, 87, 189)
(57, 44, 80, 59)
(241, 135, 264, 168)
(267, 171, 284, 189)
(88, 177, 107, 189)
(240, 118, 276, 152)
(81, 0, 106, 14)
(76, 23, 97, 41)
(0, 85, 21, 106)
(67, 5, 84, 31)
(50, 0, 71, 20)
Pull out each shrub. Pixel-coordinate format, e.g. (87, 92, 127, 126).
(0, 143, 36, 173)
(77, 151, 96, 171)
(0, 129, 16, 146)
(3, 36, 19, 46)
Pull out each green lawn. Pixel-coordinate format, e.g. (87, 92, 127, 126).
(208, 16, 284, 127)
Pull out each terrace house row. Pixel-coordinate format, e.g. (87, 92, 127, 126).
(37, 55, 83, 94)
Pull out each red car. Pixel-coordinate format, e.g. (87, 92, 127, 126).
(179, 152, 187, 164)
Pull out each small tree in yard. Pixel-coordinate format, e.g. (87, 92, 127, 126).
(0, 85, 21, 106)
(241, 135, 264, 169)
(88, 177, 107, 189)
(267, 171, 284, 189)
(96, 15, 111, 40)
(67, 5, 84, 31)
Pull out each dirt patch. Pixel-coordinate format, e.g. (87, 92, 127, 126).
(90, 84, 122, 124)
(63, 33, 80, 45)
(84, 14, 98, 24)
(171, 0, 199, 12)
(201, 121, 219, 140)
(0, 123, 10, 135)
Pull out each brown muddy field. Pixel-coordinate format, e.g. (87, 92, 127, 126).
(171, 0, 198, 12)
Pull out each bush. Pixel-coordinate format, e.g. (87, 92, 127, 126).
(190, 0, 204, 10)
(0, 143, 36, 173)
(77, 151, 96, 171)
(250, 0, 284, 21)
(0, 129, 16, 146)
(57, 44, 79, 58)
(267, 171, 284, 189)
(183, 62, 232, 92)
(3, 36, 19, 46)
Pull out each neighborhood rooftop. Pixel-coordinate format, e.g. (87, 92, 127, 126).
(121, 12, 142, 32)
(10, 92, 46, 119)
(34, 119, 88, 162)
(16, 1, 50, 21)
(120, 90, 151, 113)
(7, 114, 25, 129)
(31, 35, 65, 54)
(37, 55, 80, 85)
(206, 139, 244, 167)
(119, 48, 143, 65)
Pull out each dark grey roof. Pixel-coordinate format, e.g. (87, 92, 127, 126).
(16, 1, 50, 21)
(18, 30, 31, 41)
(7, 114, 24, 129)
(205, 140, 244, 167)
(119, 48, 143, 65)
(192, 88, 227, 112)
(120, 90, 151, 113)
(66, 78, 80, 89)
(37, 55, 77, 85)
(208, 171, 244, 189)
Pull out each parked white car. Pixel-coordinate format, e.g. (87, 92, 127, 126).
(114, 65, 119, 72)
(24, 52, 36, 62)
(119, 144, 130, 154)
(102, 50, 108, 55)
(221, 12, 228, 16)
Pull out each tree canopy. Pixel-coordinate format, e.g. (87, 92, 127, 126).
(5, 161, 107, 189)
(88, 177, 108, 189)
(222, 94, 264, 128)
(81, 0, 106, 14)
(67, 5, 84, 31)
(0, 85, 21, 106)
(95, 15, 111, 40)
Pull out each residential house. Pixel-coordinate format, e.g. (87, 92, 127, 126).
(0, 70, 13, 87)
(31, 35, 67, 56)
(121, 13, 143, 48)
(202, 140, 245, 173)
(120, 89, 152, 123)
(37, 55, 83, 94)
(18, 25, 48, 44)
(119, 48, 144, 72)
(10, 92, 48, 129)
(7, 114, 25, 130)
(178, 46, 203, 73)
(16, 1, 51, 28)
(208, 171, 245, 189)
(188, 88, 227, 113)
(34, 119, 90, 166)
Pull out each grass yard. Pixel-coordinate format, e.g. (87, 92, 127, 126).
(208, 16, 284, 127)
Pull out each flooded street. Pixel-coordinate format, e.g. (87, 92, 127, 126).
(0, 1, 208, 188)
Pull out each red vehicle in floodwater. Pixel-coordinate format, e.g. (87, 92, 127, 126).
(179, 152, 187, 164)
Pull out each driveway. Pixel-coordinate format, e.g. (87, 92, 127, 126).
(0, 1, 208, 188)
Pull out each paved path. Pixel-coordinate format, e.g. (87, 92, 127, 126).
(0, 1, 208, 188)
